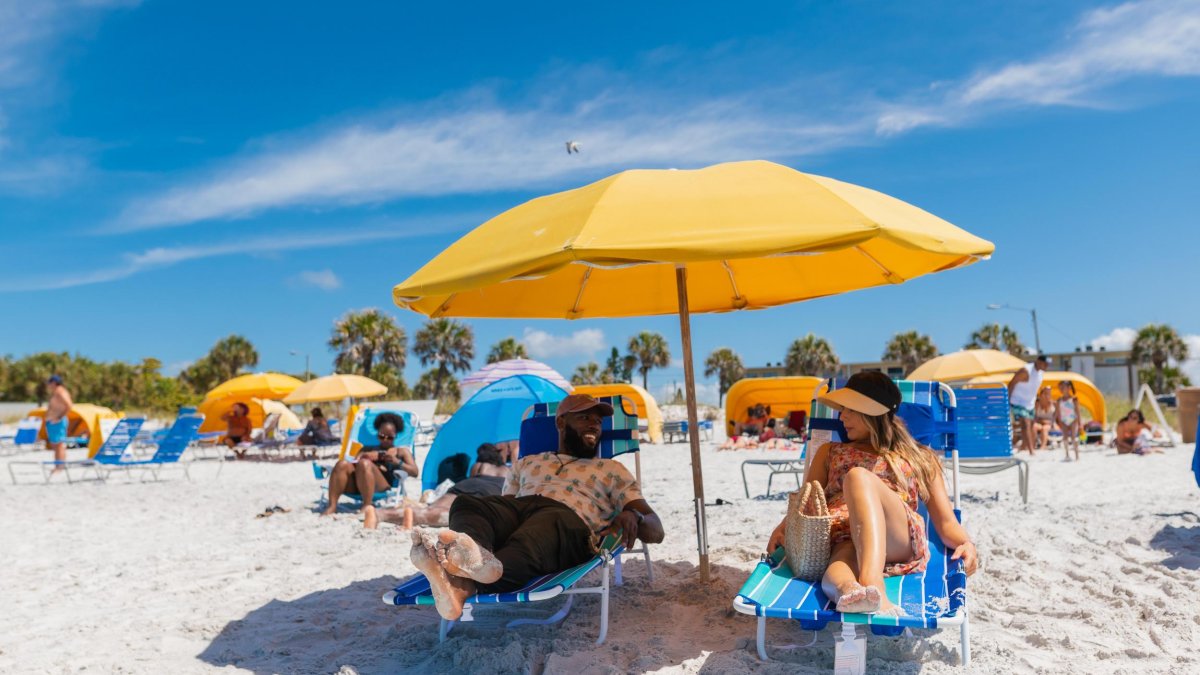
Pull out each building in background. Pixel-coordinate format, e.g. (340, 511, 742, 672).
(1040, 347, 1137, 399)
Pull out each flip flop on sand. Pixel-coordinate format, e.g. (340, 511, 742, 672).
(255, 505, 291, 518)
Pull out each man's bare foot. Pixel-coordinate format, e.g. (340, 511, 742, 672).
(435, 529, 503, 584)
(410, 530, 474, 620)
(363, 505, 378, 529)
(835, 582, 881, 614)
(48, 465, 65, 475)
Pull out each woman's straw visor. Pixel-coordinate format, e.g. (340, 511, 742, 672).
(817, 387, 891, 417)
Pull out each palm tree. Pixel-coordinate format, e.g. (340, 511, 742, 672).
(414, 369, 462, 413)
(571, 362, 603, 386)
(413, 318, 475, 402)
(785, 334, 839, 377)
(1131, 323, 1189, 393)
(206, 334, 259, 382)
(704, 347, 745, 406)
(486, 337, 528, 364)
(883, 331, 939, 376)
(328, 309, 407, 377)
(964, 323, 1025, 356)
(627, 332, 671, 390)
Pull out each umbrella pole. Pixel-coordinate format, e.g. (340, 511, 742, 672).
(675, 265, 710, 582)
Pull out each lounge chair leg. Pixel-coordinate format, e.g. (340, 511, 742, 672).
(643, 546, 654, 585)
(596, 564, 611, 645)
(756, 616, 768, 661)
(614, 554, 624, 586)
(1020, 464, 1029, 504)
(438, 619, 454, 642)
(766, 473, 774, 498)
(741, 463, 751, 499)
(960, 615, 970, 667)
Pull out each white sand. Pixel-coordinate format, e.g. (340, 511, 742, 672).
(2, 436, 1199, 674)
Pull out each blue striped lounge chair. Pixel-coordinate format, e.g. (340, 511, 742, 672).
(98, 414, 205, 482)
(7, 417, 145, 484)
(382, 395, 650, 645)
(313, 408, 417, 508)
(952, 385, 1029, 504)
(0, 416, 43, 454)
(732, 380, 971, 667)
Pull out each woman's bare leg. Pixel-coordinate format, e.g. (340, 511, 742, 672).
(822, 542, 867, 607)
(322, 461, 356, 515)
(354, 459, 390, 529)
(841, 466, 916, 612)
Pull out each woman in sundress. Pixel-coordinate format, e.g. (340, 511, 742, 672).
(766, 372, 978, 615)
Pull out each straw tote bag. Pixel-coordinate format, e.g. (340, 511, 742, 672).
(785, 481, 833, 581)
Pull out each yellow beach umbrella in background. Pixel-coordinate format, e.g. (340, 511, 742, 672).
(966, 370, 1106, 427)
(203, 372, 304, 402)
(196, 396, 303, 433)
(391, 159, 995, 579)
(282, 373, 388, 404)
(908, 349, 1026, 382)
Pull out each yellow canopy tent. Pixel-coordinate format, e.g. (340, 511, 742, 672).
(197, 396, 303, 434)
(391, 159, 994, 579)
(30, 403, 120, 457)
(574, 383, 664, 444)
(908, 349, 1026, 382)
(724, 376, 825, 434)
(203, 372, 304, 402)
(965, 371, 1106, 427)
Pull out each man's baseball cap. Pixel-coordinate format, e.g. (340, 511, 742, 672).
(555, 394, 614, 419)
(817, 371, 901, 417)
(46, 374, 63, 385)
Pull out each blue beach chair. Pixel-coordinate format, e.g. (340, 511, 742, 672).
(1, 417, 43, 454)
(383, 395, 651, 645)
(7, 417, 145, 484)
(98, 414, 205, 481)
(953, 385, 1029, 503)
(732, 380, 971, 666)
(314, 407, 416, 508)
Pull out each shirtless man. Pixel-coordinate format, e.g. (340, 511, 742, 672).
(44, 375, 73, 472)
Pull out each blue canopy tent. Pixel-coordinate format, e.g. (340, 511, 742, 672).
(420, 374, 568, 490)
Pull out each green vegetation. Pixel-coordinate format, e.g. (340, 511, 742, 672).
(627, 332, 671, 390)
(704, 347, 745, 405)
(964, 323, 1025, 356)
(486, 337, 528, 363)
(884, 331, 938, 376)
(785, 333, 839, 377)
(1131, 324, 1190, 393)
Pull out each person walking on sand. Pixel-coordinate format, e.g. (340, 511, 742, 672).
(765, 372, 978, 615)
(323, 412, 418, 529)
(1007, 355, 1049, 454)
(43, 375, 73, 473)
(408, 394, 665, 621)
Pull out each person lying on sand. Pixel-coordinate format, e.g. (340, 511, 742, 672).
(409, 394, 665, 620)
(322, 412, 418, 528)
(382, 443, 510, 528)
(766, 373, 978, 616)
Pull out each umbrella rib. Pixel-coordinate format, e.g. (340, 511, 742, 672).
(721, 261, 747, 309)
(569, 267, 592, 318)
(431, 294, 458, 318)
(853, 246, 905, 284)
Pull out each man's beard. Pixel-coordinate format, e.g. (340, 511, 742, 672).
(562, 425, 598, 459)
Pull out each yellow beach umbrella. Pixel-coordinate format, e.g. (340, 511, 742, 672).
(282, 373, 388, 404)
(391, 159, 995, 579)
(196, 396, 303, 433)
(908, 349, 1026, 382)
(204, 372, 304, 402)
(966, 370, 1106, 427)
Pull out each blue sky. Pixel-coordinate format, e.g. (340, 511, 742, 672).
(2, 0, 1199, 402)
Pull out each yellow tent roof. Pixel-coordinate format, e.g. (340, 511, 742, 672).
(908, 349, 1026, 382)
(204, 372, 304, 402)
(282, 374, 387, 404)
(30, 403, 120, 457)
(197, 396, 303, 434)
(724, 376, 825, 433)
(965, 371, 1106, 427)
(573, 383, 664, 444)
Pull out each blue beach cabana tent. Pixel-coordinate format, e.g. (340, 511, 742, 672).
(420, 374, 568, 490)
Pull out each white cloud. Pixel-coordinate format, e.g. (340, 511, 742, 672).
(1090, 327, 1137, 351)
(291, 269, 342, 291)
(522, 328, 606, 359)
(878, 0, 1200, 133)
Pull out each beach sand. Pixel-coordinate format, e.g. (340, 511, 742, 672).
(2, 436, 1198, 674)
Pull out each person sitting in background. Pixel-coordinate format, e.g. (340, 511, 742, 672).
(759, 418, 779, 442)
(322, 412, 419, 528)
(737, 403, 771, 436)
(222, 402, 254, 458)
(1055, 381, 1082, 461)
(298, 408, 338, 447)
(384, 443, 511, 528)
(1115, 410, 1164, 455)
(1033, 387, 1056, 450)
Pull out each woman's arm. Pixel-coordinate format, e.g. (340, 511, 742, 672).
(767, 443, 832, 552)
(925, 472, 978, 575)
(396, 447, 419, 477)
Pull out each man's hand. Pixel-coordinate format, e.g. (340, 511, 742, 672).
(602, 509, 642, 549)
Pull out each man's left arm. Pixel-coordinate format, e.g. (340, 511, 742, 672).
(603, 498, 664, 549)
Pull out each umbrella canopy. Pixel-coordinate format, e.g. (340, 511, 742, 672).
(461, 358, 573, 395)
(391, 160, 994, 580)
(197, 396, 303, 433)
(204, 372, 304, 402)
(724, 376, 825, 434)
(908, 349, 1026, 383)
(283, 373, 388, 404)
(965, 370, 1106, 427)
(573, 382, 664, 444)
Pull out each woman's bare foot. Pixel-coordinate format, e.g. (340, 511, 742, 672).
(363, 505, 378, 529)
(410, 530, 474, 620)
(435, 529, 503, 584)
(835, 582, 882, 614)
(320, 506, 337, 516)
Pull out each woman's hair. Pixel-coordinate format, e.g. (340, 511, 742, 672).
(475, 443, 504, 466)
(234, 402, 249, 415)
(854, 411, 943, 501)
(311, 407, 324, 418)
(1058, 381, 1075, 395)
(374, 411, 406, 434)
(1125, 409, 1145, 424)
